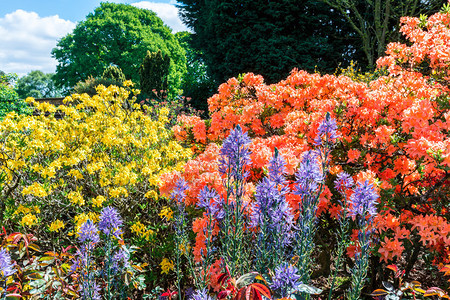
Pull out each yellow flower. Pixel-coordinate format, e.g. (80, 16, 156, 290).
(68, 169, 83, 180)
(179, 243, 191, 256)
(123, 80, 134, 87)
(158, 206, 173, 221)
(160, 258, 174, 275)
(21, 214, 37, 226)
(49, 220, 65, 232)
(14, 204, 31, 215)
(109, 187, 128, 198)
(130, 221, 154, 241)
(22, 182, 48, 197)
(144, 190, 158, 200)
(92, 195, 106, 208)
(68, 191, 85, 206)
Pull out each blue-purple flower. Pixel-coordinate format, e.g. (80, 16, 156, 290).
(294, 150, 324, 199)
(190, 288, 214, 300)
(99, 206, 123, 239)
(78, 219, 100, 244)
(80, 280, 101, 300)
(0, 248, 15, 278)
(334, 172, 354, 192)
(198, 186, 224, 220)
(171, 178, 189, 204)
(218, 125, 252, 181)
(348, 180, 379, 220)
(270, 262, 302, 298)
(314, 113, 339, 146)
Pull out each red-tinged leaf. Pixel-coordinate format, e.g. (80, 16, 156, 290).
(387, 265, 398, 273)
(27, 243, 39, 252)
(423, 287, 447, 297)
(6, 293, 21, 299)
(245, 286, 256, 300)
(440, 265, 450, 276)
(218, 272, 230, 286)
(61, 245, 74, 253)
(44, 251, 58, 257)
(370, 289, 389, 296)
(234, 287, 245, 300)
(218, 290, 231, 300)
(251, 283, 271, 299)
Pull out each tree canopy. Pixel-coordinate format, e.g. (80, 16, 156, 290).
(177, 0, 357, 84)
(52, 2, 186, 91)
(15, 70, 63, 99)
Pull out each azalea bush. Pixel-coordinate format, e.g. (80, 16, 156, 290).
(161, 4, 450, 297)
(0, 82, 192, 282)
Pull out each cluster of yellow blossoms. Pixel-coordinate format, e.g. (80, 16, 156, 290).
(0, 84, 191, 242)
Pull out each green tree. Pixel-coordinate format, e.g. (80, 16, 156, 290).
(139, 50, 171, 97)
(15, 70, 63, 99)
(175, 31, 216, 113)
(321, 0, 445, 69)
(177, 0, 356, 84)
(0, 73, 31, 118)
(52, 2, 186, 92)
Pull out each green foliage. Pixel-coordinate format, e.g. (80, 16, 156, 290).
(139, 50, 170, 98)
(175, 31, 216, 113)
(72, 76, 123, 96)
(177, 0, 357, 84)
(102, 65, 126, 83)
(15, 70, 63, 99)
(52, 2, 186, 92)
(0, 74, 32, 118)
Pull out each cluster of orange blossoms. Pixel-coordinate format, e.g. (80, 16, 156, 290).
(162, 8, 450, 267)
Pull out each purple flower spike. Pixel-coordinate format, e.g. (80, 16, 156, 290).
(334, 172, 354, 192)
(294, 150, 324, 198)
(0, 248, 16, 278)
(314, 113, 339, 145)
(268, 148, 287, 185)
(99, 206, 123, 238)
(218, 125, 252, 180)
(171, 178, 189, 204)
(270, 262, 302, 298)
(78, 219, 100, 244)
(348, 180, 379, 220)
(198, 186, 224, 220)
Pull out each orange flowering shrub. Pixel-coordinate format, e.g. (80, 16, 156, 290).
(161, 5, 450, 286)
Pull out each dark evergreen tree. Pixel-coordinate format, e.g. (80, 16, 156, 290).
(139, 50, 171, 97)
(177, 0, 356, 84)
(175, 31, 216, 113)
(102, 65, 126, 83)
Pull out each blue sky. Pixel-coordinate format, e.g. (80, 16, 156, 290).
(0, 0, 188, 76)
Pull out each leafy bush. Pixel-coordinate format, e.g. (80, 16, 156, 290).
(0, 83, 192, 284)
(0, 74, 32, 118)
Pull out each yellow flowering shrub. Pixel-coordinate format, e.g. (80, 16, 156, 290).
(0, 84, 191, 249)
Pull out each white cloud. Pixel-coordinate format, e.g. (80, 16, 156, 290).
(0, 10, 75, 76)
(132, 1, 190, 33)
